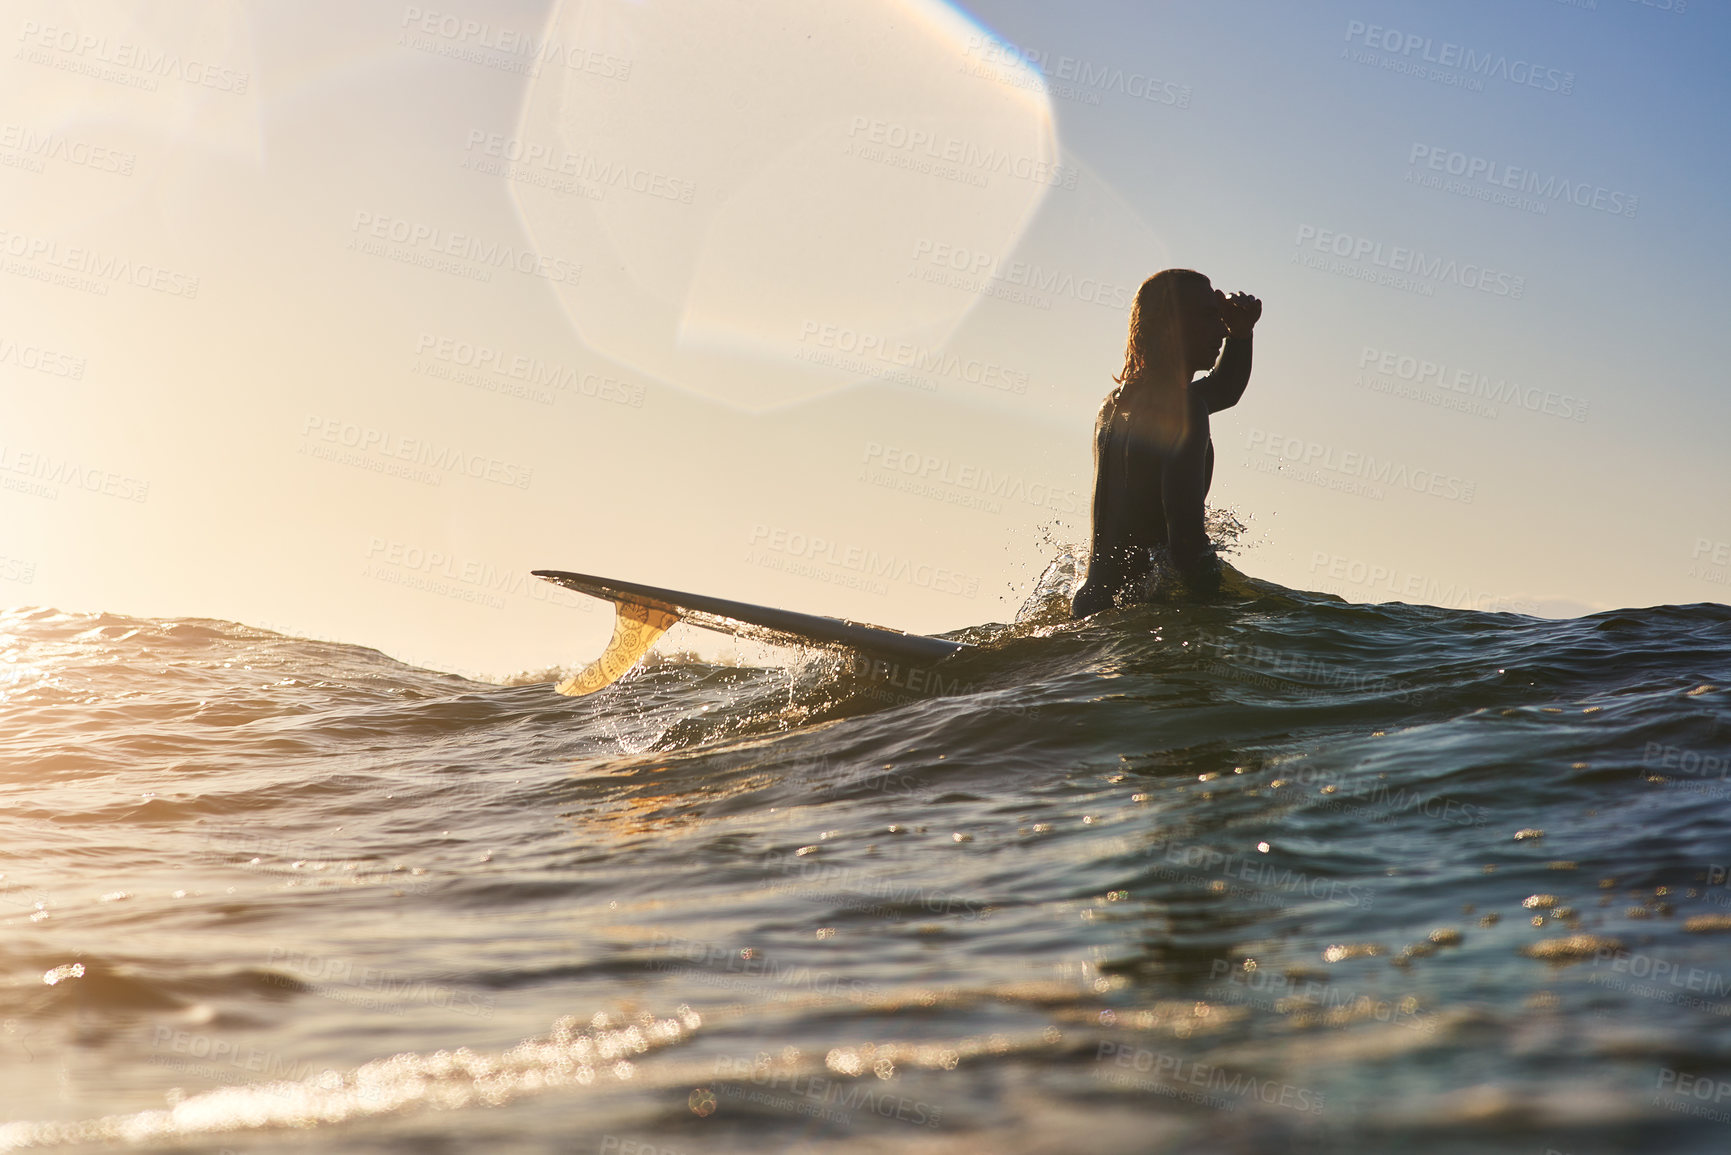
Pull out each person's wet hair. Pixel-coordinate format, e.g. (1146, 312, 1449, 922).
(1116, 268, 1212, 389)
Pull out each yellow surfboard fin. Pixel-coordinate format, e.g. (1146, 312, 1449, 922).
(555, 600, 682, 697)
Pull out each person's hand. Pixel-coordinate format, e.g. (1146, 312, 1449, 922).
(1219, 291, 1261, 337)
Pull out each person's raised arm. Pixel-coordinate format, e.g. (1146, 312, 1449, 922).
(1198, 337, 1252, 413)
(1197, 291, 1261, 414)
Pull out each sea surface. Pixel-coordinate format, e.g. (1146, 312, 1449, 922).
(3, 563, 1731, 1154)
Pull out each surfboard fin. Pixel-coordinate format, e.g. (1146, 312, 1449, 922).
(555, 600, 682, 697)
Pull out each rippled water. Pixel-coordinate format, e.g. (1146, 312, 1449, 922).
(2, 572, 1730, 1154)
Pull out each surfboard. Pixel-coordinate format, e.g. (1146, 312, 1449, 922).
(532, 569, 968, 696)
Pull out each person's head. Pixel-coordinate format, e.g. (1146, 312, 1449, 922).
(1116, 269, 1229, 387)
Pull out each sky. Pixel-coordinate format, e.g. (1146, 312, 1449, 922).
(1, 0, 1727, 678)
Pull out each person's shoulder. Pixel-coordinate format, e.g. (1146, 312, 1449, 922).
(1094, 387, 1124, 431)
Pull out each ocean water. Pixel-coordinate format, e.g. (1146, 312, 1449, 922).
(2, 568, 1730, 1154)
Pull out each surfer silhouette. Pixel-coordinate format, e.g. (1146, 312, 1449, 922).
(1071, 270, 1260, 618)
